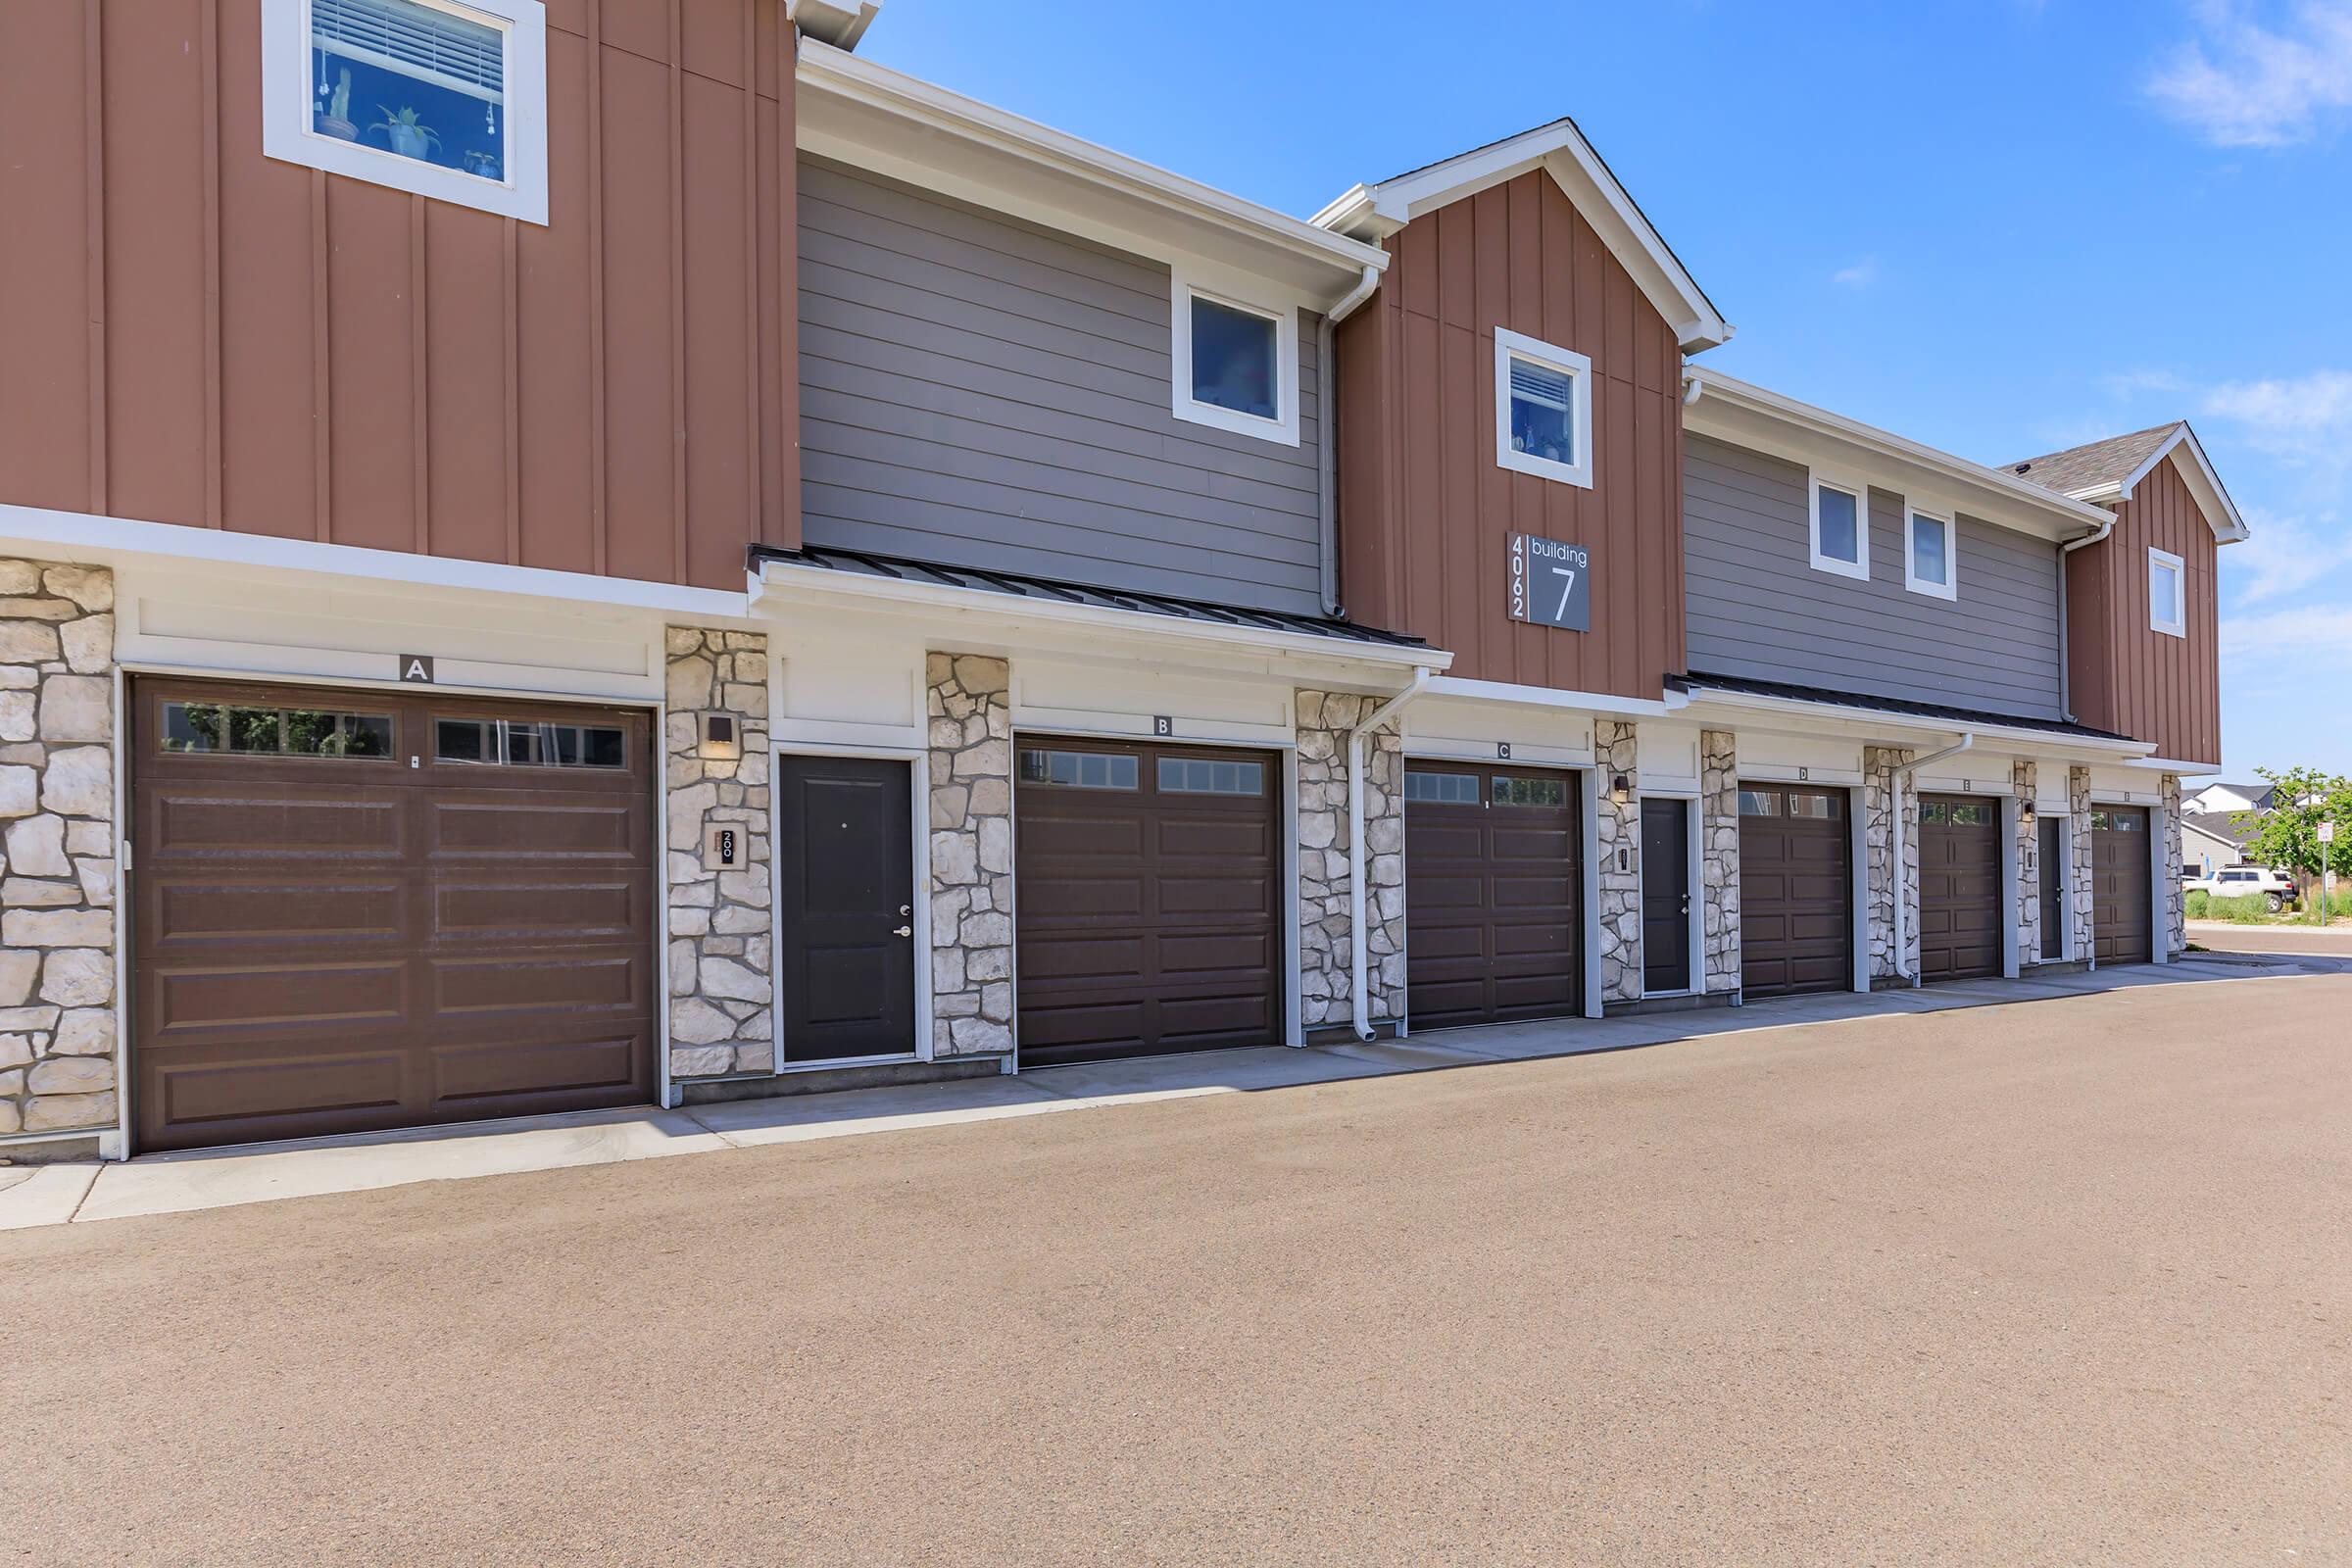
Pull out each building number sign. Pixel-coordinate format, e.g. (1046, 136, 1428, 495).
(1507, 534, 1592, 632)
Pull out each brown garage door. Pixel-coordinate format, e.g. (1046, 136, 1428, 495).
(1404, 763, 1582, 1029)
(2091, 807, 2153, 964)
(1739, 783, 1852, 998)
(1919, 795, 2002, 982)
(130, 678, 656, 1152)
(1013, 738, 1279, 1068)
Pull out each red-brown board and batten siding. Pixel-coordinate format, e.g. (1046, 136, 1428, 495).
(2064, 456, 2222, 767)
(0, 0, 803, 592)
(1335, 170, 1686, 701)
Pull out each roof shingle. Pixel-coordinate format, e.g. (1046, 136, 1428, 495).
(2005, 423, 2182, 498)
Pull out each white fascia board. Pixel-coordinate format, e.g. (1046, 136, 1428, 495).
(1687, 369, 2113, 543)
(1311, 122, 1730, 351)
(1674, 684, 2155, 760)
(0, 502, 755, 620)
(2120, 429, 2248, 544)
(752, 559, 1451, 674)
(2126, 756, 2223, 775)
(796, 42, 1386, 304)
(1422, 674, 1674, 718)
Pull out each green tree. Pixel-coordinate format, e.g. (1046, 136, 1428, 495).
(2233, 767, 2352, 884)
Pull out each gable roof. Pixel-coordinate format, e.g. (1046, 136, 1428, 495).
(1310, 119, 1730, 352)
(2006, 421, 2249, 543)
(2188, 780, 2276, 812)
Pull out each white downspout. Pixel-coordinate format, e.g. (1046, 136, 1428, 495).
(2060, 510, 2117, 553)
(1891, 733, 1976, 986)
(1348, 666, 1432, 1040)
(1316, 264, 1384, 618)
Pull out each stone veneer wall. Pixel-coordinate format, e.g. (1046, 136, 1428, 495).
(2162, 773, 2185, 958)
(1296, 691, 1404, 1031)
(1593, 720, 1642, 1004)
(2068, 765, 2095, 962)
(2013, 761, 2040, 966)
(927, 655, 1014, 1057)
(1863, 746, 1919, 982)
(0, 561, 118, 1142)
(1699, 730, 1740, 994)
(664, 628, 774, 1078)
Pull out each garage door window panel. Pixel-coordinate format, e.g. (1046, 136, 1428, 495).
(435, 716, 625, 768)
(1020, 749, 1139, 790)
(163, 700, 394, 759)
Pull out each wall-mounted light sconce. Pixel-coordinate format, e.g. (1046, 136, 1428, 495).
(2021, 802, 2036, 825)
(1611, 773, 1633, 805)
(702, 711, 741, 761)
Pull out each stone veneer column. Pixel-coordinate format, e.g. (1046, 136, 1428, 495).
(1699, 730, 1741, 994)
(927, 655, 1014, 1057)
(2162, 772, 2185, 958)
(2068, 765, 2095, 962)
(2013, 761, 2040, 966)
(664, 628, 774, 1078)
(1863, 746, 1918, 982)
(1295, 691, 1404, 1032)
(1593, 720, 1642, 1004)
(0, 561, 118, 1144)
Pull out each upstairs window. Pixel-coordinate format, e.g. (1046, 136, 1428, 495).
(1904, 504, 1957, 600)
(1171, 269, 1298, 445)
(264, 0, 549, 223)
(2149, 548, 2186, 637)
(1808, 472, 1869, 581)
(1494, 329, 1593, 489)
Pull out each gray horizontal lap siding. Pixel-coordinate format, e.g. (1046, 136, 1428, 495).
(1684, 433, 2065, 721)
(798, 157, 1325, 614)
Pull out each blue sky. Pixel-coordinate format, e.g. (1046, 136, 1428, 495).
(858, 0, 2352, 776)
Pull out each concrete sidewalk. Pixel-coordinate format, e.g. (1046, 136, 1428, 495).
(2, 951, 2316, 1231)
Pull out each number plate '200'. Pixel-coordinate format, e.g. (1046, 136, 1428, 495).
(1507, 533, 1592, 632)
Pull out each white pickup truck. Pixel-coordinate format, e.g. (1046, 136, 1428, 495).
(2184, 864, 2297, 913)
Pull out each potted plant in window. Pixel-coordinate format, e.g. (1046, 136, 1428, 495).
(315, 68, 356, 141)
(368, 105, 440, 163)
(462, 149, 502, 180)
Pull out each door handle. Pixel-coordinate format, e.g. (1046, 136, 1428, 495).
(893, 925, 912, 938)
(1680, 895, 1691, 915)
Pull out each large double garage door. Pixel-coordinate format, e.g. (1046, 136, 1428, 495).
(129, 678, 657, 1153)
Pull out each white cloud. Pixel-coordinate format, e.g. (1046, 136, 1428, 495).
(1831, 258, 1878, 289)
(2221, 507, 2352, 603)
(2200, 368, 2352, 451)
(2221, 603, 2352, 659)
(2147, 1, 2352, 148)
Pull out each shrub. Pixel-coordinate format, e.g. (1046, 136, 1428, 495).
(2185, 889, 2210, 919)
(2210, 892, 2271, 923)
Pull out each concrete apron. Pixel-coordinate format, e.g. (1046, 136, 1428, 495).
(1, 956, 2311, 1233)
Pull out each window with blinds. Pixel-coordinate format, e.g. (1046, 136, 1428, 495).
(1494, 328, 1594, 488)
(310, 0, 509, 182)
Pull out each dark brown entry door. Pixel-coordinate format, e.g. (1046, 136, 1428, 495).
(777, 756, 914, 1062)
(1738, 783, 1852, 998)
(1919, 795, 2002, 982)
(2038, 814, 2067, 960)
(130, 678, 655, 1153)
(1641, 798, 1692, 993)
(2091, 807, 2153, 964)
(1014, 738, 1279, 1068)
(1404, 763, 1582, 1028)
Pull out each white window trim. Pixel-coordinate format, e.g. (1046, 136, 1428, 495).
(1807, 471, 1870, 581)
(1494, 327, 1594, 489)
(1169, 269, 1299, 446)
(2149, 546, 2187, 637)
(1903, 503, 1958, 600)
(262, 0, 550, 225)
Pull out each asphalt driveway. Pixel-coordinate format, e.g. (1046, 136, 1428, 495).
(6, 973, 2349, 1565)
